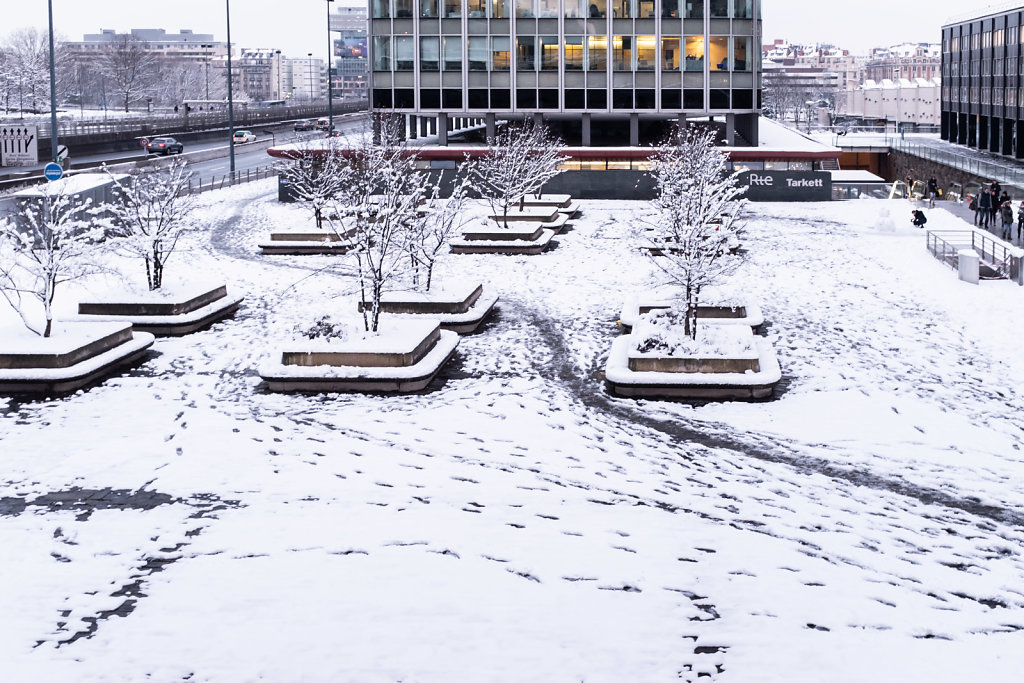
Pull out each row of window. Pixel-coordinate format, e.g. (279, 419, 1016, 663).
(371, 85, 756, 109)
(372, 35, 752, 71)
(945, 84, 1024, 106)
(945, 25, 1024, 52)
(373, 0, 753, 19)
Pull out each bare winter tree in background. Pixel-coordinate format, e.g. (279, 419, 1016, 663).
(100, 160, 198, 291)
(468, 118, 568, 226)
(407, 168, 471, 292)
(644, 126, 747, 340)
(0, 28, 73, 113)
(277, 141, 348, 230)
(98, 35, 156, 113)
(0, 188, 106, 337)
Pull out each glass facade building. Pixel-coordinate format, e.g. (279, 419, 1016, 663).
(368, 0, 761, 145)
(941, 6, 1024, 158)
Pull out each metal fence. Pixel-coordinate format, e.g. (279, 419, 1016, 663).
(184, 166, 277, 196)
(890, 138, 1024, 189)
(926, 228, 1024, 285)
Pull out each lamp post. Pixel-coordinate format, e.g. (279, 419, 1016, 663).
(326, 0, 335, 132)
(47, 0, 59, 163)
(226, 0, 236, 174)
(308, 53, 314, 101)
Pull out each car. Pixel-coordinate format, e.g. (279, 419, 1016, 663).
(232, 130, 256, 144)
(293, 119, 314, 131)
(314, 118, 331, 130)
(145, 137, 183, 155)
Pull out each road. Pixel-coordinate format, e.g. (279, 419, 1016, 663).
(0, 113, 369, 182)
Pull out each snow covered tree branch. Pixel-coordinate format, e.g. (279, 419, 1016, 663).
(0, 186, 107, 337)
(643, 125, 747, 339)
(467, 118, 568, 226)
(406, 167, 471, 292)
(99, 159, 198, 291)
(276, 140, 348, 230)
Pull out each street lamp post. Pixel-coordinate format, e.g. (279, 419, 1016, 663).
(47, 0, 59, 163)
(326, 0, 335, 132)
(226, 0, 236, 174)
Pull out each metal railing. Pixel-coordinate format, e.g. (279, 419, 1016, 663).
(890, 138, 1024, 189)
(926, 228, 1024, 284)
(184, 166, 277, 196)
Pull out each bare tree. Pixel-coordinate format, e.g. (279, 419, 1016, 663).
(99, 159, 198, 291)
(467, 118, 568, 227)
(276, 141, 348, 230)
(407, 168, 471, 292)
(97, 35, 156, 113)
(643, 126, 747, 340)
(0, 186, 106, 337)
(1, 28, 73, 113)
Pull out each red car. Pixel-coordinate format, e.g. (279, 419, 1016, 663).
(146, 137, 184, 155)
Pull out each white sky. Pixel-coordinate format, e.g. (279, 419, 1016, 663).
(2, 0, 981, 61)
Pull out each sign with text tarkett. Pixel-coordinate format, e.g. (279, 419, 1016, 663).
(738, 170, 832, 202)
(0, 125, 38, 167)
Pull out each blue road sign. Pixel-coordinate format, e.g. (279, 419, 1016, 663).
(43, 162, 63, 182)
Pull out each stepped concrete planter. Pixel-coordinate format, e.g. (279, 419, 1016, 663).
(605, 323, 781, 401)
(618, 295, 764, 332)
(516, 193, 581, 217)
(487, 207, 570, 233)
(359, 283, 499, 334)
(451, 221, 556, 255)
(0, 322, 154, 395)
(76, 283, 243, 336)
(259, 226, 356, 255)
(260, 319, 459, 393)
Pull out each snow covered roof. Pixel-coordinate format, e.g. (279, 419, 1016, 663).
(11, 173, 129, 198)
(946, 1, 1023, 25)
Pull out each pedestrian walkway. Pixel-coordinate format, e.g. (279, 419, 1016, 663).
(915, 196, 1024, 248)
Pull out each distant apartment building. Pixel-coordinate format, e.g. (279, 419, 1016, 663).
(213, 48, 284, 102)
(283, 57, 327, 101)
(845, 77, 941, 127)
(941, 4, 1024, 158)
(862, 43, 941, 83)
(65, 28, 226, 64)
(331, 6, 369, 100)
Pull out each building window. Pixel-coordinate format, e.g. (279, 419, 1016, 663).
(709, 0, 728, 17)
(709, 36, 729, 71)
(443, 37, 462, 70)
(491, 0, 510, 17)
(395, 0, 414, 17)
(442, 0, 461, 16)
(587, 0, 607, 17)
(613, 36, 633, 71)
(395, 37, 414, 70)
(565, 36, 584, 70)
(662, 38, 681, 71)
(468, 0, 487, 17)
(420, 0, 438, 18)
(684, 0, 702, 18)
(538, 36, 558, 70)
(611, 0, 633, 18)
(420, 37, 439, 70)
(517, 36, 536, 70)
(685, 36, 704, 71)
(492, 36, 511, 70)
(662, 0, 679, 17)
(588, 35, 607, 70)
(636, 36, 656, 71)
(735, 0, 752, 18)
(516, 0, 534, 17)
(733, 36, 750, 71)
(372, 0, 391, 18)
(373, 36, 391, 70)
(468, 36, 488, 70)
(537, 0, 559, 16)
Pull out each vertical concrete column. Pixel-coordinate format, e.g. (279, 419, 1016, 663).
(485, 113, 496, 142)
(408, 115, 417, 139)
(629, 113, 639, 147)
(581, 113, 591, 147)
(533, 112, 544, 128)
(725, 113, 736, 145)
(438, 112, 448, 146)
(426, 117, 435, 136)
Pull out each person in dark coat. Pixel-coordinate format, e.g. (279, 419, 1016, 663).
(911, 209, 927, 227)
(1017, 201, 1024, 242)
(927, 175, 938, 207)
(979, 189, 992, 229)
(1001, 201, 1014, 241)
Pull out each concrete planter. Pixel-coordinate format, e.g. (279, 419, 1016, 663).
(259, 227, 357, 255)
(0, 322, 155, 395)
(605, 325, 780, 401)
(76, 284, 243, 336)
(358, 283, 499, 334)
(260, 319, 459, 393)
(451, 219, 559, 255)
(619, 296, 764, 332)
(486, 208, 570, 233)
(516, 193, 581, 217)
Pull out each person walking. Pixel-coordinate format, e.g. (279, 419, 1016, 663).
(979, 188, 992, 229)
(1018, 201, 1024, 242)
(970, 193, 980, 225)
(927, 174, 938, 208)
(1001, 200, 1014, 241)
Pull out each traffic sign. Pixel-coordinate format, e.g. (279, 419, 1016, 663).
(139, 137, 150, 148)
(43, 162, 64, 182)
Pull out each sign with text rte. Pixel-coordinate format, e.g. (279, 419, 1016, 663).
(43, 163, 64, 182)
(738, 170, 833, 202)
(0, 125, 38, 167)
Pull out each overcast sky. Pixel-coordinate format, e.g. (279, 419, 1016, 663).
(2, 0, 983, 61)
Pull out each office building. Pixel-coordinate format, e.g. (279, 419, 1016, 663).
(368, 0, 762, 146)
(332, 6, 370, 100)
(941, 4, 1024, 157)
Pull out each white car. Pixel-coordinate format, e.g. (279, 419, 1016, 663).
(232, 130, 256, 144)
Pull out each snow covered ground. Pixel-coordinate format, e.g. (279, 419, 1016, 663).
(3, 182, 1024, 682)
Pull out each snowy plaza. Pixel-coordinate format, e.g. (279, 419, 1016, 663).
(3, 179, 1024, 681)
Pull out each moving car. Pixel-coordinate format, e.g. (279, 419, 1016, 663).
(145, 137, 184, 155)
(232, 130, 256, 144)
(314, 118, 331, 130)
(293, 119, 314, 131)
